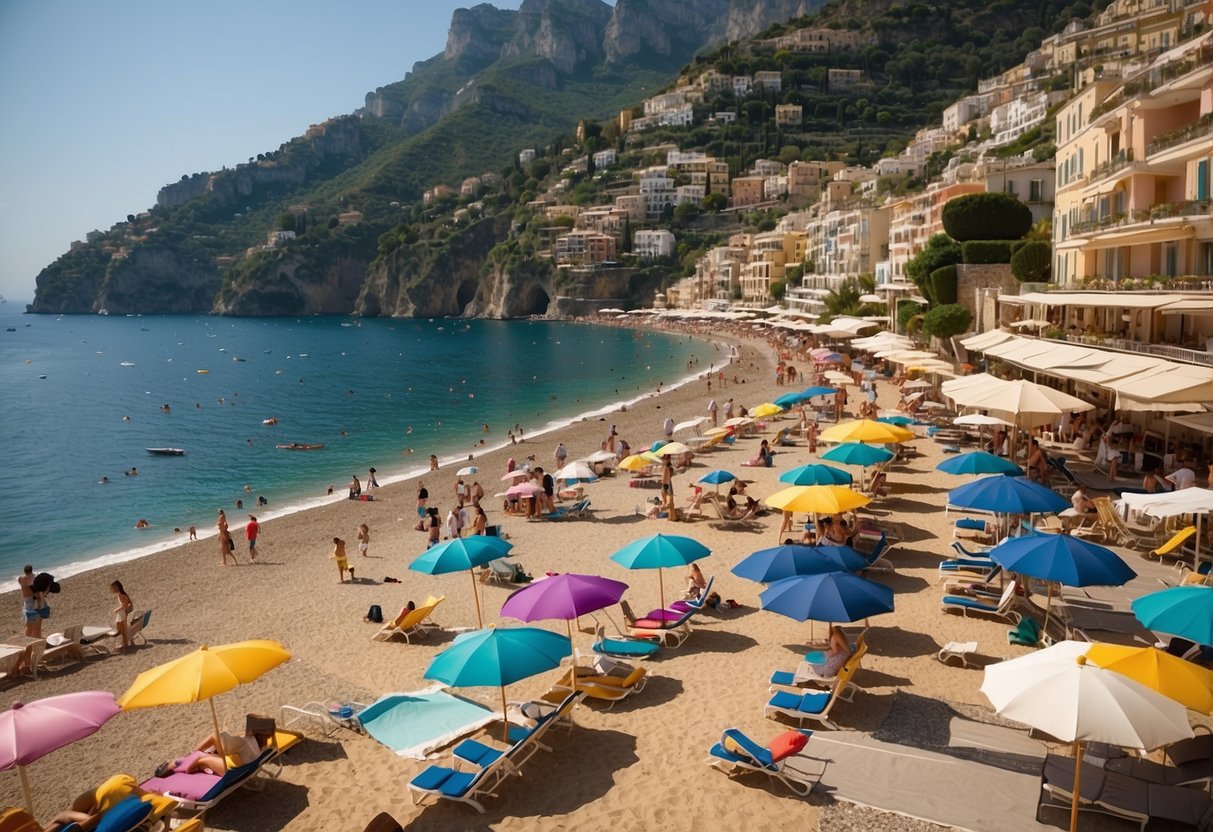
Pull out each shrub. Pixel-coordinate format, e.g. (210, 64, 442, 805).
(896, 300, 922, 332)
(942, 192, 1032, 241)
(929, 265, 958, 304)
(923, 304, 972, 339)
(1011, 240, 1052, 282)
(961, 240, 1014, 264)
(905, 234, 962, 302)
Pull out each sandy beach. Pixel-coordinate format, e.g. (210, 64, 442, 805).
(3, 322, 1204, 832)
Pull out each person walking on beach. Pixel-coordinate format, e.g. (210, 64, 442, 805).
(661, 456, 676, 521)
(470, 480, 484, 507)
(426, 507, 441, 548)
(416, 482, 429, 517)
(554, 442, 567, 469)
(245, 515, 259, 561)
(707, 398, 718, 426)
(331, 537, 353, 583)
(18, 565, 36, 637)
(221, 529, 238, 566)
(110, 580, 134, 650)
(472, 505, 487, 536)
(367, 467, 379, 488)
(357, 523, 370, 557)
(454, 478, 467, 508)
(446, 507, 462, 540)
(723, 398, 734, 421)
(217, 509, 228, 537)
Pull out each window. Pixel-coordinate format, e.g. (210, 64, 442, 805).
(1164, 244, 1178, 277)
(1004, 180, 1017, 196)
(1030, 179, 1043, 202)
(1199, 160, 1209, 201)
(1202, 242, 1213, 276)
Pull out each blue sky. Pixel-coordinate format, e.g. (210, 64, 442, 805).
(0, 0, 529, 302)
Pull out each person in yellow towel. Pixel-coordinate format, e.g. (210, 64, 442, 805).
(331, 537, 353, 583)
(43, 774, 167, 831)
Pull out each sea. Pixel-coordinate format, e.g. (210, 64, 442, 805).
(0, 309, 714, 590)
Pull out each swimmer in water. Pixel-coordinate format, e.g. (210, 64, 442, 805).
(135, 519, 150, 529)
(99, 476, 109, 484)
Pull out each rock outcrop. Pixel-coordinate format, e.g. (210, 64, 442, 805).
(93, 246, 221, 315)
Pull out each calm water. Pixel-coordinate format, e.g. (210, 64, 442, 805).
(0, 311, 709, 587)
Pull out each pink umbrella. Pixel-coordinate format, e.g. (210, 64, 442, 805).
(505, 482, 544, 499)
(500, 469, 530, 482)
(0, 691, 121, 813)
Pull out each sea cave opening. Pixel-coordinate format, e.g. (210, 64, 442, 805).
(455, 279, 476, 314)
(518, 286, 550, 317)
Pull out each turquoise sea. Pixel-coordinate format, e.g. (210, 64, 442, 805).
(0, 310, 708, 588)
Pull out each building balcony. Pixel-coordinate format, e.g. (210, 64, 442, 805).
(1071, 199, 1212, 236)
(1146, 113, 1213, 159)
(1039, 331, 1213, 368)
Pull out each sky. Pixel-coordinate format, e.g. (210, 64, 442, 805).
(0, 0, 531, 303)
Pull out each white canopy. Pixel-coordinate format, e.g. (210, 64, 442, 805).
(1006, 292, 1185, 310)
(1106, 364, 1213, 404)
(1119, 488, 1213, 519)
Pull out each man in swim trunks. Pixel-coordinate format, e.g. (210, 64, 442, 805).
(246, 515, 259, 561)
(18, 565, 36, 637)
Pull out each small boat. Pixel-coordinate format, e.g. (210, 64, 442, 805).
(196, 369, 209, 374)
(5, 327, 14, 332)
(120, 361, 135, 367)
(277, 443, 325, 451)
(146, 447, 185, 456)
(262, 418, 278, 425)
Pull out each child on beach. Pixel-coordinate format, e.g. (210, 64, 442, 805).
(357, 523, 370, 557)
(332, 537, 353, 583)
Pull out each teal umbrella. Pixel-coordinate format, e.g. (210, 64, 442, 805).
(1132, 586, 1213, 646)
(425, 627, 570, 741)
(779, 463, 852, 486)
(410, 536, 513, 627)
(610, 533, 711, 613)
(821, 443, 894, 467)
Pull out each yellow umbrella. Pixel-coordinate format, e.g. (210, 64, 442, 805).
(119, 640, 291, 742)
(654, 442, 690, 457)
(750, 402, 785, 418)
(1085, 644, 1213, 714)
(765, 485, 871, 515)
(618, 454, 655, 471)
(703, 427, 732, 438)
(819, 418, 914, 444)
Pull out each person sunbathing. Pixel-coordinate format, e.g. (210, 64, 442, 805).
(44, 774, 156, 832)
(182, 729, 265, 776)
(808, 625, 853, 678)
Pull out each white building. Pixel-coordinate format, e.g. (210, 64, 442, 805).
(634, 229, 676, 259)
(638, 167, 676, 218)
(592, 149, 617, 169)
(518, 148, 536, 165)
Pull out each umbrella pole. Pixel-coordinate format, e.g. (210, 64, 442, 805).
(18, 764, 31, 814)
(567, 620, 577, 695)
(1070, 740, 1084, 832)
(659, 568, 666, 614)
(469, 569, 484, 628)
(500, 686, 510, 743)
(1043, 583, 1054, 639)
(209, 698, 223, 750)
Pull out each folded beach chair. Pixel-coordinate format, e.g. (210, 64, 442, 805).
(372, 596, 444, 643)
(483, 558, 518, 586)
(543, 498, 591, 520)
(707, 728, 815, 795)
(764, 653, 862, 730)
(940, 581, 1022, 624)
(771, 635, 867, 694)
(591, 625, 661, 660)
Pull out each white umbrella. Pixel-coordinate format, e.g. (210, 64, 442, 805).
(500, 470, 531, 482)
(673, 417, 707, 434)
(581, 450, 616, 464)
(724, 417, 754, 428)
(903, 379, 932, 390)
(654, 442, 690, 457)
(554, 462, 597, 483)
(981, 642, 1194, 832)
(456, 466, 478, 476)
(954, 413, 1014, 427)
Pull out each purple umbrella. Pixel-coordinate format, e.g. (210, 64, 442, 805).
(0, 691, 121, 813)
(500, 574, 630, 694)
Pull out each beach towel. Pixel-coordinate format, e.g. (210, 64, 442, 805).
(1008, 617, 1041, 647)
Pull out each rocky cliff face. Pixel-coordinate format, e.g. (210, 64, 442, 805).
(603, 0, 730, 64)
(94, 247, 221, 315)
(503, 0, 612, 75)
(215, 253, 368, 316)
(725, 0, 825, 41)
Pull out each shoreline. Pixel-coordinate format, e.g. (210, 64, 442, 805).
(0, 322, 732, 595)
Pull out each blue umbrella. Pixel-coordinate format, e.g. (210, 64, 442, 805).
(733, 544, 866, 583)
(801, 386, 837, 399)
(1132, 586, 1213, 645)
(821, 443, 894, 467)
(410, 536, 514, 627)
(779, 463, 852, 486)
(424, 626, 571, 741)
(698, 469, 737, 486)
(651, 440, 668, 453)
(936, 451, 1023, 476)
(877, 415, 914, 426)
(760, 572, 894, 623)
(610, 533, 711, 613)
(774, 392, 809, 408)
(947, 474, 1069, 514)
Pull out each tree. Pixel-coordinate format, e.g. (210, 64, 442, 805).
(277, 213, 296, 232)
(923, 304, 972, 339)
(897, 300, 923, 334)
(1011, 240, 1052, 282)
(824, 278, 882, 319)
(905, 234, 962, 302)
(770, 279, 787, 300)
(941, 192, 1033, 241)
(703, 193, 727, 212)
(929, 265, 958, 304)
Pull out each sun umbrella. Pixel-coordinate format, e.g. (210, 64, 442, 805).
(750, 403, 785, 418)
(654, 441, 690, 457)
(816, 352, 844, 364)
(618, 454, 656, 472)
(779, 464, 853, 486)
(0, 691, 121, 813)
(800, 386, 838, 399)
(981, 643, 1194, 832)
(673, 416, 707, 434)
(724, 416, 754, 428)
(118, 640, 290, 752)
(947, 474, 1069, 515)
(505, 482, 544, 499)
(953, 413, 1014, 428)
(610, 533, 711, 613)
(501, 469, 531, 481)
(733, 544, 866, 583)
(698, 469, 736, 486)
(582, 450, 616, 464)
(774, 392, 809, 408)
(456, 466, 478, 476)
(876, 415, 914, 426)
(1132, 586, 1213, 645)
(936, 451, 1024, 476)
(1085, 644, 1213, 714)
(820, 442, 894, 467)
(554, 462, 598, 484)
(760, 572, 894, 623)
(424, 627, 571, 741)
(410, 536, 513, 627)
(989, 533, 1137, 631)
(765, 485, 871, 515)
(820, 419, 914, 444)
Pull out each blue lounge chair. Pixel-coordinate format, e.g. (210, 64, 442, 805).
(774, 634, 867, 692)
(940, 581, 1021, 623)
(764, 654, 862, 730)
(707, 728, 815, 795)
(591, 626, 660, 659)
(543, 499, 591, 520)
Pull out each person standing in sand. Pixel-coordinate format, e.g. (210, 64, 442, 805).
(221, 529, 238, 566)
(367, 467, 379, 488)
(18, 565, 36, 637)
(110, 580, 134, 650)
(245, 515, 259, 561)
(429, 454, 439, 471)
(707, 398, 718, 426)
(554, 442, 567, 469)
(416, 482, 429, 517)
(331, 537, 353, 583)
(470, 480, 484, 507)
(357, 523, 370, 557)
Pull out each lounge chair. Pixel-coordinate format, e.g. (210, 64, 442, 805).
(941, 564, 1004, 596)
(591, 625, 661, 660)
(1090, 497, 1168, 549)
(545, 664, 647, 709)
(619, 600, 694, 647)
(543, 499, 591, 520)
(764, 651, 862, 729)
(40, 625, 86, 671)
(770, 634, 867, 694)
(663, 576, 715, 616)
(940, 581, 1022, 624)
(706, 494, 761, 531)
(139, 746, 277, 817)
(937, 641, 979, 668)
(483, 558, 518, 586)
(1146, 526, 1197, 562)
(372, 596, 445, 643)
(707, 728, 816, 795)
(855, 532, 892, 573)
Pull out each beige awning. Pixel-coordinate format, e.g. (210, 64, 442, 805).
(960, 330, 1015, 350)
(1160, 299, 1213, 315)
(1010, 292, 1185, 309)
(984, 339, 1063, 364)
(1167, 411, 1213, 435)
(1105, 364, 1213, 403)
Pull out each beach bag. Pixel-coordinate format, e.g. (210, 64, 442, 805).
(366, 604, 383, 624)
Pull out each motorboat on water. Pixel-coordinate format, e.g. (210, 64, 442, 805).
(276, 443, 325, 451)
(146, 447, 185, 456)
